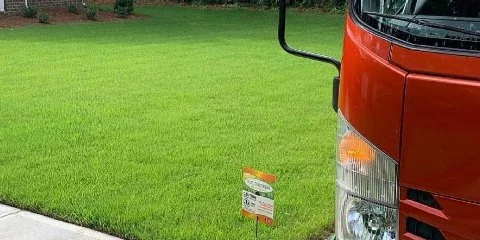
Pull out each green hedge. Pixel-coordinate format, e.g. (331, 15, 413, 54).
(184, 0, 346, 8)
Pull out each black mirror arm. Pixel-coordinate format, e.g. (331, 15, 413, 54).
(278, 0, 341, 74)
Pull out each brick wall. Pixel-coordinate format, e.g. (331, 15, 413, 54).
(4, 0, 24, 12)
(4, 0, 82, 13)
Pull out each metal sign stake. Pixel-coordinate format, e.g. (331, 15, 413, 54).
(255, 216, 259, 240)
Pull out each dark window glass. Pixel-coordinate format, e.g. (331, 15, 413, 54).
(355, 0, 480, 51)
(414, 0, 480, 18)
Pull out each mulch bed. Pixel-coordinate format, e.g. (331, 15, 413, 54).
(0, 8, 146, 29)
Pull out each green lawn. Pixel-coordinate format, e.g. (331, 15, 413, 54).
(0, 6, 344, 240)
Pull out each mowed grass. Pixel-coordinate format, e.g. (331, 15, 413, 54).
(0, 6, 344, 240)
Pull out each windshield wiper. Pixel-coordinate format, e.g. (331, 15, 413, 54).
(364, 11, 480, 38)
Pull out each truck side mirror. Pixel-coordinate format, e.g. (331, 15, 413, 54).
(278, 0, 342, 112)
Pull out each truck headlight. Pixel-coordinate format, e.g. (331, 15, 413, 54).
(335, 111, 398, 240)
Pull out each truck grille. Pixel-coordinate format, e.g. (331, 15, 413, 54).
(407, 217, 446, 240)
(407, 188, 441, 210)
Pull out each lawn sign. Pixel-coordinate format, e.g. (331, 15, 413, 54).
(241, 167, 276, 227)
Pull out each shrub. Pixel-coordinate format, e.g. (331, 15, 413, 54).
(172, 0, 347, 9)
(67, 4, 79, 14)
(258, 0, 277, 7)
(22, 5, 38, 18)
(38, 12, 50, 24)
(86, 6, 98, 20)
(115, 6, 130, 18)
(113, 0, 134, 17)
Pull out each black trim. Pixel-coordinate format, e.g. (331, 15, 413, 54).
(332, 76, 340, 112)
(348, 0, 480, 57)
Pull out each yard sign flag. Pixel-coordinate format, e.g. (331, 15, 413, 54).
(242, 167, 276, 225)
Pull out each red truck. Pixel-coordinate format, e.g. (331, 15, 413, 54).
(279, 1, 480, 239)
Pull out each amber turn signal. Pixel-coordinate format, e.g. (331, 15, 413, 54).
(339, 131, 375, 164)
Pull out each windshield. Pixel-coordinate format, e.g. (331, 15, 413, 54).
(355, 0, 480, 51)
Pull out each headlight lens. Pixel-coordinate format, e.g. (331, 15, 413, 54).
(336, 188, 397, 240)
(335, 111, 398, 240)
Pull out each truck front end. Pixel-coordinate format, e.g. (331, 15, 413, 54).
(279, 1, 480, 239)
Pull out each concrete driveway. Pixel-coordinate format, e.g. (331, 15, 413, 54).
(0, 204, 122, 240)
